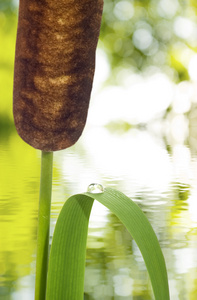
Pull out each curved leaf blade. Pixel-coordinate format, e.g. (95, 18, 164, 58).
(46, 188, 170, 300)
(86, 188, 170, 300)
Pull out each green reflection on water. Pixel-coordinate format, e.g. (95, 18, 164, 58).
(1, 127, 197, 299)
(0, 129, 40, 298)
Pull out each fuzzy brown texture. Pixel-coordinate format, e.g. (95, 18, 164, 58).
(13, 0, 103, 151)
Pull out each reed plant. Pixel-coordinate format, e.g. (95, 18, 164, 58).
(13, 1, 170, 299)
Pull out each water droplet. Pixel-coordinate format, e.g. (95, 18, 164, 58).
(87, 183, 104, 194)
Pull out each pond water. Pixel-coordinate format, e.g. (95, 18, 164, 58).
(1, 109, 197, 299)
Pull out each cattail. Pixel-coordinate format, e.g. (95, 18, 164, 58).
(13, 0, 103, 151)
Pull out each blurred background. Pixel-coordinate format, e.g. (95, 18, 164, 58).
(1, 0, 197, 299)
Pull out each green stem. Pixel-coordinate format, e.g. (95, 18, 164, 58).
(35, 151, 53, 300)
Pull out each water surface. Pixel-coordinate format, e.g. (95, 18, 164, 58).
(0, 123, 197, 299)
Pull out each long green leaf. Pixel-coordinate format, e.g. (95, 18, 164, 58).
(46, 188, 170, 300)
(46, 194, 94, 299)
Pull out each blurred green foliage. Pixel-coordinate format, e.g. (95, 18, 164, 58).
(100, 0, 197, 82)
(0, 0, 16, 13)
(1, 0, 197, 125)
(0, 2, 17, 125)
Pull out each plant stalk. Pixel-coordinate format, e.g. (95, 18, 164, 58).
(35, 151, 53, 300)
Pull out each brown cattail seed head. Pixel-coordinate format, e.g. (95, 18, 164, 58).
(13, 0, 103, 151)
